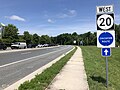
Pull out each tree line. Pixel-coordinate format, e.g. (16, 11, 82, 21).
(0, 24, 120, 46)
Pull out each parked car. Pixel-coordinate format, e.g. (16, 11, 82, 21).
(27, 44, 37, 48)
(48, 44, 57, 47)
(43, 44, 49, 47)
(11, 42, 27, 49)
(37, 44, 44, 48)
(0, 43, 7, 50)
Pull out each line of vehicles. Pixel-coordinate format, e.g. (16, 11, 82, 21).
(0, 42, 57, 50)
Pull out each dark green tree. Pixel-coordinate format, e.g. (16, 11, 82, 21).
(3, 24, 19, 44)
(79, 31, 96, 45)
(18, 35, 25, 42)
(23, 31, 32, 45)
(72, 32, 78, 45)
(56, 33, 73, 45)
(51, 36, 57, 44)
(115, 24, 120, 46)
(40, 35, 51, 44)
(32, 33, 39, 44)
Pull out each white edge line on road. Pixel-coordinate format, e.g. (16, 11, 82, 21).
(0, 46, 72, 68)
(4, 46, 74, 90)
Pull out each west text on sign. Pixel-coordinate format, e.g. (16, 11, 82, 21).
(96, 5, 113, 14)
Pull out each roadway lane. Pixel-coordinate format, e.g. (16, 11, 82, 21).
(0, 46, 68, 66)
(0, 45, 73, 89)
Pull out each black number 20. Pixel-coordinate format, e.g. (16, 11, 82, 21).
(100, 17, 111, 26)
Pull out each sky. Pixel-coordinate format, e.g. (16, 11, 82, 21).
(0, 0, 120, 36)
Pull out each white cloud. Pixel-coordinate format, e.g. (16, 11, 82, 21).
(58, 9, 77, 18)
(47, 19, 55, 23)
(58, 14, 68, 18)
(69, 10, 77, 16)
(5, 15, 26, 21)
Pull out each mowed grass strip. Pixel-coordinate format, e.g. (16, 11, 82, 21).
(18, 47, 77, 90)
(81, 46, 120, 90)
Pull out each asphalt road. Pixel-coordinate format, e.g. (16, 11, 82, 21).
(0, 45, 73, 90)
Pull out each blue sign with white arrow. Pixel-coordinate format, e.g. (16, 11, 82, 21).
(101, 48, 111, 57)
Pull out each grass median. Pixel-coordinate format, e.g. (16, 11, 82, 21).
(81, 46, 120, 90)
(18, 46, 77, 90)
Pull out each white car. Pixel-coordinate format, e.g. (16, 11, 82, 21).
(37, 44, 44, 48)
(11, 42, 27, 49)
(43, 44, 49, 47)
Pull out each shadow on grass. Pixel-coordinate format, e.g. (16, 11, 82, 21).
(90, 75, 106, 85)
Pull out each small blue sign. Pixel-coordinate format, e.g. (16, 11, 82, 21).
(101, 48, 111, 57)
(99, 32, 113, 46)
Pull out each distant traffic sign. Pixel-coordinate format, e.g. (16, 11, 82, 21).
(97, 13, 114, 30)
(102, 48, 111, 57)
(97, 31, 115, 48)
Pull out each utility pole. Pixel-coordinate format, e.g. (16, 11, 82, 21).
(0, 23, 5, 39)
(87, 37, 88, 45)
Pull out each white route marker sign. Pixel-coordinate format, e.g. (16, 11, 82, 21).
(97, 13, 114, 30)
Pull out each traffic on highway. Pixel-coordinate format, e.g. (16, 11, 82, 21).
(0, 42, 58, 50)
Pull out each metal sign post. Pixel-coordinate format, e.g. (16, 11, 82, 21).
(101, 48, 111, 87)
(106, 56, 108, 88)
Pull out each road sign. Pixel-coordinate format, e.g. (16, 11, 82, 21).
(102, 48, 111, 57)
(73, 40, 76, 44)
(97, 13, 114, 30)
(96, 5, 113, 14)
(97, 31, 115, 48)
(96, 5, 114, 88)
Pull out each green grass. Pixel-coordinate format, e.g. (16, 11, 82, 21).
(81, 46, 120, 90)
(18, 47, 77, 90)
